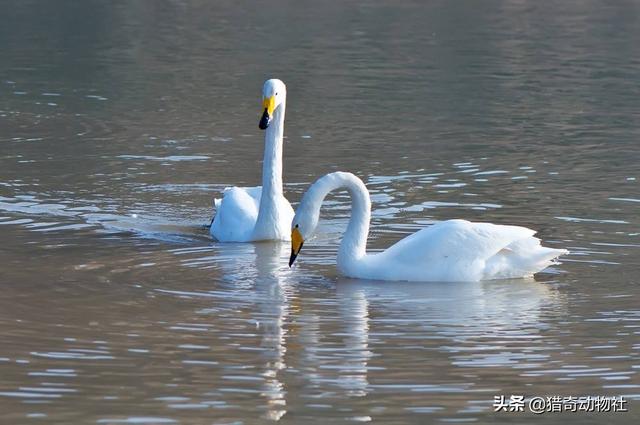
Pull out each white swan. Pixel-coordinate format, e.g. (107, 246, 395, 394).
(210, 79, 294, 242)
(289, 172, 568, 282)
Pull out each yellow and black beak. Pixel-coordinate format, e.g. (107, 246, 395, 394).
(259, 95, 276, 130)
(289, 227, 304, 267)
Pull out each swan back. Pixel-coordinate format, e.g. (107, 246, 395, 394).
(359, 220, 566, 281)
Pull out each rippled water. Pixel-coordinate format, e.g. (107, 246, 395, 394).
(1, 1, 639, 423)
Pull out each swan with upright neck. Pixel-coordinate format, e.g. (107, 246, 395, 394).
(289, 172, 568, 282)
(210, 79, 294, 242)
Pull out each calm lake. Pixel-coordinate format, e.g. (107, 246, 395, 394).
(1, 1, 639, 424)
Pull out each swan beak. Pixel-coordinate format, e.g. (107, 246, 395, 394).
(259, 96, 276, 130)
(289, 227, 304, 267)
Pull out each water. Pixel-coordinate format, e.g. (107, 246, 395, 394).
(1, 0, 639, 423)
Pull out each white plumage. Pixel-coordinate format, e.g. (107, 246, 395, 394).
(290, 172, 568, 282)
(210, 79, 294, 242)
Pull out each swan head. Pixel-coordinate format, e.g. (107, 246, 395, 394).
(288, 201, 320, 267)
(259, 79, 286, 130)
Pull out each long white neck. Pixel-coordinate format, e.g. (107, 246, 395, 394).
(299, 172, 371, 269)
(256, 101, 286, 224)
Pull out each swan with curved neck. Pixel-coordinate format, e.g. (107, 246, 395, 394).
(210, 79, 294, 242)
(289, 172, 568, 282)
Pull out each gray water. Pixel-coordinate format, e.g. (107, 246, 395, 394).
(1, 1, 639, 424)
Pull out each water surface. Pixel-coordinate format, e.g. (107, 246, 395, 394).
(1, 1, 639, 423)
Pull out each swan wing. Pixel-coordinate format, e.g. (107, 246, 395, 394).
(383, 219, 533, 261)
(210, 186, 261, 242)
(373, 219, 566, 281)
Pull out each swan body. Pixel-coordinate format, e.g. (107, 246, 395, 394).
(210, 79, 294, 242)
(289, 172, 568, 282)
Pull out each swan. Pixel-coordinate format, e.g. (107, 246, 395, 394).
(210, 79, 294, 242)
(289, 172, 568, 282)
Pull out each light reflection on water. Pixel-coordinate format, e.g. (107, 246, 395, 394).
(0, 151, 638, 421)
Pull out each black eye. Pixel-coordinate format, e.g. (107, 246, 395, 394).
(275, 92, 279, 96)
(295, 224, 299, 228)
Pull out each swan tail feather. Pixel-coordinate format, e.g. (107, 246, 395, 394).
(483, 236, 568, 279)
(205, 197, 222, 229)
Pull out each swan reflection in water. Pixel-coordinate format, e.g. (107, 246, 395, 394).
(230, 243, 375, 418)
(208, 241, 565, 418)
(251, 242, 295, 421)
(333, 277, 566, 375)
